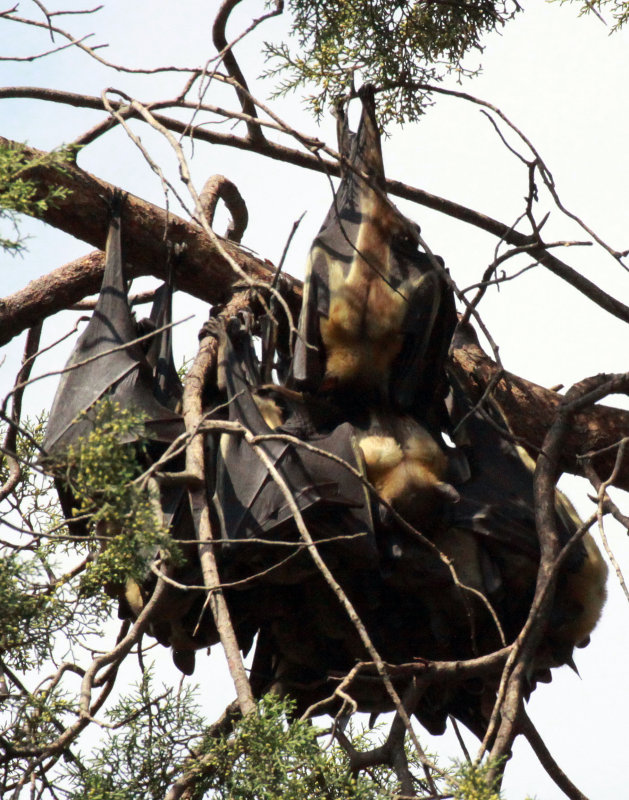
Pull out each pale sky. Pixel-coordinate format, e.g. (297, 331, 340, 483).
(1, 1, 628, 797)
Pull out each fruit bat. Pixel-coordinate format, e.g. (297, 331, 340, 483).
(204, 313, 379, 585)
(291, 86, 456, 422)
(43, 192, 183, 462)
(40, 193, 216, 672)
(445, 325, 607, 661)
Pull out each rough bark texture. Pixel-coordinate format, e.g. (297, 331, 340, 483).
(0, 136, 301, 345)
(450, 336, 629, 493)
(2, 136, 628, 494)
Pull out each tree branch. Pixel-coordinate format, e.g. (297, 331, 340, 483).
(0, 135, 301, 346)
(3, 87, 629, 324)
(450, 323, 629, 492)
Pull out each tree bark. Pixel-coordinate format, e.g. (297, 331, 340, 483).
(2, 136, 628, 495)
(0, 135, 301, 346)
(451, 330, 629, 493)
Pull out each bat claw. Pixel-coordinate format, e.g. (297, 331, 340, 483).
(198, 317, 224, 341)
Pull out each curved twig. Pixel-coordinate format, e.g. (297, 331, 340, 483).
(212, 0, 268, 144)
(199, 174, 248, 243)
(0, 324, 42, 502)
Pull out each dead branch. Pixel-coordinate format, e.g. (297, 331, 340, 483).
(0, 324, 42, 502)
(486, 373, 629, 784)
(0, 135, 300, 347)
(3, 85, 629, 325)
(199, 174, 248, 243)
(212, 0, 268, 144)
(183, 294, 256, 717)
(519, 710, 589, 800)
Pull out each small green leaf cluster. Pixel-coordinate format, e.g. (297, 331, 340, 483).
(198, 695, 395, 800)
(2, 683, 75, 758)
(448, 758, 505, 800)
(0, 142, 73, 253)
(0, 551, 74, 670)
(57, 400, 178, 595)
(557, 0, 629, 32)
(265, 0, 521, 125)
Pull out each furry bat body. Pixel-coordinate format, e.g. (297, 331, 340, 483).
(291, 87, 456, 423)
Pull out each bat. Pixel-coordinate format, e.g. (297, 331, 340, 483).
(416, 324, 609, 737)
(291, 86, 456, 425)
(445, 323, 607, 662)
(40, 194, 221, 674)
(43, 192, 183, 461)
(204, 312, 379, 586)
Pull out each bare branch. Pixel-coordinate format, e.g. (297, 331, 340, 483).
(183, 295, 256, 717)
(450, 323, 629, 492)
(0, 324, 42, 502)
(199, 174, 249, 243)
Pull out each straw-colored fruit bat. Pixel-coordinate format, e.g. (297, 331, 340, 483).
(445, 325, 607, 670)
(292, 87, 456, 423)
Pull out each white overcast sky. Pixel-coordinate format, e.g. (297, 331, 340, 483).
(1, 1, 629, 798)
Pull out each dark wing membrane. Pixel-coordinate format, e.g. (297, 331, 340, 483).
(145, 266, 183, 411)
(446, 369, 585, 567)
(208, 316, 377, 582)
(43, 197, 183, 457)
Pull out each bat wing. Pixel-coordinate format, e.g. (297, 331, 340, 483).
(208, 316, 377, 580)
(43, 194, 183, 457)
(144, 258, 183, 411)
(446, 364, 584, 566)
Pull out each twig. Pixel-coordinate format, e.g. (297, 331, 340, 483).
(519, 710, 589, 800)
(0, 324, 42, 502)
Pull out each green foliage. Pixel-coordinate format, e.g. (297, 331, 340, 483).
(66, 688, 519, 800)
(69, 692, 404, 800)
(66, 668, 205, 800)
(55, 400, 179, 595)
(0, 141, 73, 253)
(199, 695, 396, 799)
(448, 759, 504, 800)
(557, 0, 629, 31)
(265, 0, 521, 124)
(0, 415, 109, 671)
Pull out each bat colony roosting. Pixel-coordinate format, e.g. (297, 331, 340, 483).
(42, 90, 608, 742)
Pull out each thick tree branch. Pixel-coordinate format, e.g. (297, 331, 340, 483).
(450, 323, 629, 493)
(2, 138, 627, 501)
(0, 135, 301, 346)
(3, 88, 629, 325)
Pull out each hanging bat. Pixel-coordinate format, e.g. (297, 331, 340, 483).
(413, 325, 609, 737)
(204, 312, 379, 586)
(291, 86, 456, 424)
(445, 325, 607, 664)
(43, 192, 183, 462)
(40, 193, 220, 673)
